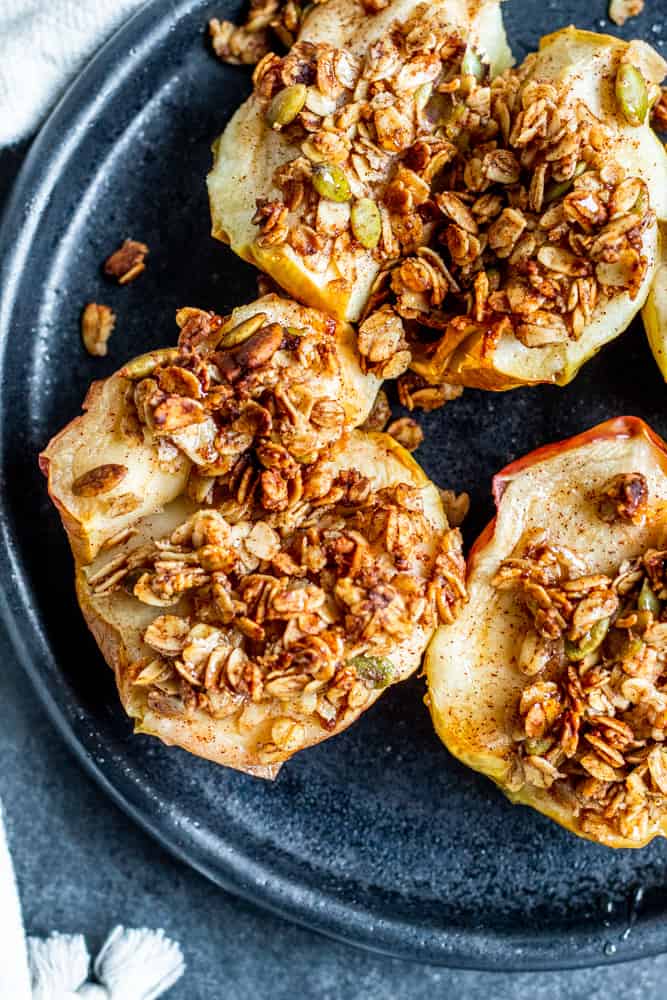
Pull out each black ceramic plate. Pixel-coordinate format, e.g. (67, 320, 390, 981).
(2, 0, 667, 972)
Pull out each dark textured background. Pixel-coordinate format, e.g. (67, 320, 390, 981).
(2, 0, 667, 994)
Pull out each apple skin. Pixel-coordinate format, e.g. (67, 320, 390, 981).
(426, 416, 667, 847)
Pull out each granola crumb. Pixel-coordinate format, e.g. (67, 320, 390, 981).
(609, 0, 644, 26)
(81, 302, 116, 357)
(397, 373, 463, 412)
(209, 16, 270, 66)
(104, 239, 149, 285)
(386, 417, 424, 452)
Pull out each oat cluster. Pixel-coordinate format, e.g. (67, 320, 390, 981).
(492, 476, 667, 843)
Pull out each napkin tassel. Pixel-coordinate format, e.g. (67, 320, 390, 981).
(28, 926, 185, 1000)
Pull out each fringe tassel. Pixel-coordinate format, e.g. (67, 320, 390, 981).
(29, 934, 90, 999)
(28, 927, 184, 999)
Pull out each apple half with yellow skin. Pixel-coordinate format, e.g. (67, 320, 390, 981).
(40, 294, 380, 564)
(77, 430, 463, 777)
(426, 416, 667, 846)
(207, 0, 512, 323)
(410, 28, 667, 390)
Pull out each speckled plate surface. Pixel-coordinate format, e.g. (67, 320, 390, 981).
(2, 0, 667, 971)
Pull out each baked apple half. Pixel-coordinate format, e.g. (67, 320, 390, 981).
(77, 430, 466, 776)
(207, 0, 511, 328)
(366, 28, 667, 389)
(40, 294, 380, 563)
(427, 416, 667, 847)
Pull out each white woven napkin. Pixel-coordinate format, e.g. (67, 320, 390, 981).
(0, 0, 146, 146)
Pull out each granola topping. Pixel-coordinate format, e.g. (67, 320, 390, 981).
(98, 475, 466, 755)
(104, 239, 149, 284)
(492, 504, 667, 843)
(121, 305, 359, 500)
(354, 47, 655, 370)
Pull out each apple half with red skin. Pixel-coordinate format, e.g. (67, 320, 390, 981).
(40, 294, 381, 564)
(426, 417, 667, 846)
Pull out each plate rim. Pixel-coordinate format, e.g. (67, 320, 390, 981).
(1, 0, 667, 971)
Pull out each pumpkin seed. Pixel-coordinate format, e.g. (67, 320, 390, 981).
(121, 348, 181, 380)
(216, 312, 267, 349)
(615, 63, 648, 126)
(349, 654, 394, 688)
(524, 737, 554, 757)
(312, 162, 351, 203)
(638, 578, 661, 615)
(461, 47, 483, 82)
(350, 198, 382, 249)
(266, 84, 307, 128)
(565, 618, 610, 662)
(544, 161, 586, 204)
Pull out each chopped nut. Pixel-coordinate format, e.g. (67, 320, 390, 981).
(103, 239, 149, 284)
(81, 303, 116, 357)
(386, 417, 423, 452)
(597, 472, 648, 525)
